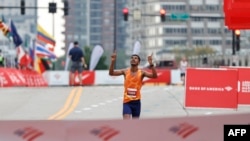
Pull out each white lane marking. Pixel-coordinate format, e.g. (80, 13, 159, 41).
(82, 107, 91, 111)
(91, 104, 99, 108)
(106, 100, 112, 103)
(205, 112, 213, 115)
(75, 110, 82, 113)
(78, 96, 121, 113)
(99, 102, 106, 105)
(112, 98, 118, 101)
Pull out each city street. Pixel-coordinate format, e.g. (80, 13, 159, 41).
(0, 85, 249, 120)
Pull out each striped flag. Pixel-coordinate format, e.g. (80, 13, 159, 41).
(14, 127, 44, 141)
(0, 15, 11, 38)
(90, 126, 120, 141)
(169, 122, 198, 138)
(35, 42, 56, 59)
(37, 24, 55, 46)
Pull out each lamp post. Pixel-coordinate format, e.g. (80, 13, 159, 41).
(113, 0, 117, 68)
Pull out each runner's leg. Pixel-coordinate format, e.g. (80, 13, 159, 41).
(123, 103, 132, 119)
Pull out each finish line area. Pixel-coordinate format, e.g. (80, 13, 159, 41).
(0, 85, 249, 140)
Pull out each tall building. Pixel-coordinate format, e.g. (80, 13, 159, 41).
(0, 0, 37, 67)
(64, 0, 127, 57)
(125, 0, 249, 65)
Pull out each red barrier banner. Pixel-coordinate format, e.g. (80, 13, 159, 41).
(0, 68, 26, 87)
(73, 71, 95, 85)
(237, 68, 250, 105)
(20, 70, 34, 87)
(143, 69, 170, 84)
(0, 68, 48, 87)
(0, 68, 14, 87)
(185, 68, 238, 109)
(224, 0, 250, 29)
(20, 70, 48, 87)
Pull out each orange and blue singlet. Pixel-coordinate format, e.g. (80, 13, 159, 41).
(122, 69, 143, 117)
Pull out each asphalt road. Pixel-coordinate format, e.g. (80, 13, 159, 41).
(0, 85, 249, 120)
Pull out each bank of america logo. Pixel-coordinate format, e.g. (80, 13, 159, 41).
(224, 86, 233, 91)
(169, 122, 198, 138)
(14, 127, 44, 141)
(90, 126, 120, 141)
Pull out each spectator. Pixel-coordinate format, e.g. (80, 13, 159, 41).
(69, 41, 87, 86)
(0, 49, 5, 67)
(179, 56, 189, 85)
(109, 52, 158, 119)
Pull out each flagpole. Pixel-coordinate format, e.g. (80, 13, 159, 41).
(52, 0, 55, 70)
(9, 33, 15, 68)
(33, 39, 36, 70)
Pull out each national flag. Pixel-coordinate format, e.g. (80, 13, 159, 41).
(34, 56, 49, 74)
(10, 19, 23, 47)
(64, 42, 74, 70)
(169, 122, 198, 138)
(37, 24, 55, 47)
(14, 127, 44, 141)
(0, 15, 11, 38)
(9, 19, 25, 64)
(90, 126, 120, 141)
(35, 42, 56, 59)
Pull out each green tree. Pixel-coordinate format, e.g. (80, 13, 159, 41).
(54, 56, 66, 70)
(172, 46, 217, 63)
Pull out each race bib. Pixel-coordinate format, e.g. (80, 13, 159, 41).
(127, 88, 137, 98)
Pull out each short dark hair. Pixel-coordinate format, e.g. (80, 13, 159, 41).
(131, 54, 141, 62)
(73, 41, 78, 45)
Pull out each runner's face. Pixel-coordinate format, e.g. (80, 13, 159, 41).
(130, 55, 140, 66)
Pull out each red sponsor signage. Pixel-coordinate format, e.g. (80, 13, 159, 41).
(185, 68, 238, 109)
(73, 71, 95, 85)
(237, 67, 250, 105)
(0, 68, 48, 87)
(0, 68, 13, 87)
(224, 0, 250, 29)
(0, 68, 26, 87)
(143, 69, 170, 84)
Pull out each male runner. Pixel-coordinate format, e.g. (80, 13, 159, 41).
(109, 52, 158, 119)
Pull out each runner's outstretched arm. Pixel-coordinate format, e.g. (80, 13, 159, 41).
(143, 53, 158, 78)
(109, 51, 124, 76)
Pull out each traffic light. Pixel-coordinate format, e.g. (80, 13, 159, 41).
(123, 8, 129, 21)
(160, 9, 166, 22)
(49, 2, 57, 13)
(235, 30, 240, 51)
(20, 0, 25, 15)
(63, 1, 69, 16)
